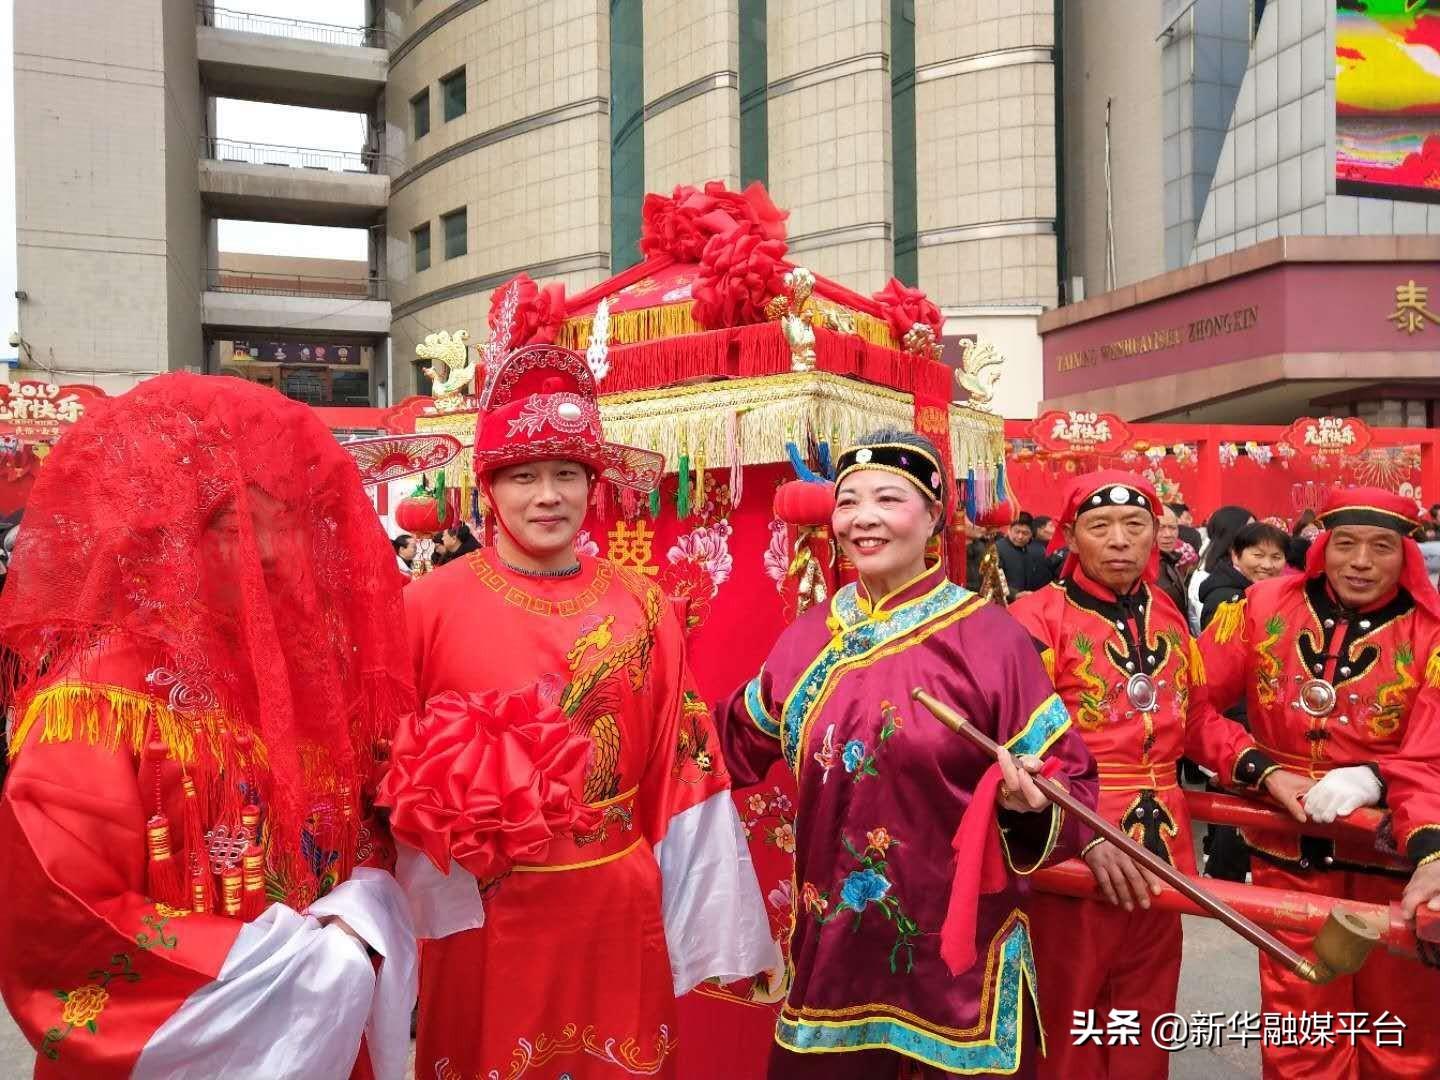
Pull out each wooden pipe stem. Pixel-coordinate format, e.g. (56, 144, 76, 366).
(911, 688, 1329, 983)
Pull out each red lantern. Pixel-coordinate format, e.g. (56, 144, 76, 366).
(395, 475, 453, 535)
(773, 479, 836, 527)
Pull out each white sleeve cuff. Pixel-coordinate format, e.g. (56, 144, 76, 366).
(394, 842, 486, 941)
(132, 904, 375, 1080)
(307, 868, 419, 1080)
(654, 790, 781, 996)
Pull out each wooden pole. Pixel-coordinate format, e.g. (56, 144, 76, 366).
(912, 688, 1349, 983)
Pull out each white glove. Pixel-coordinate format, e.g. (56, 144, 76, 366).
(1302, 766, 1383, 823)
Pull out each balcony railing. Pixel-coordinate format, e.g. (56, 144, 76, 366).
(207, 268, 387, 302)
(204, 137, 393, 175)
(197, 5, 387, 49)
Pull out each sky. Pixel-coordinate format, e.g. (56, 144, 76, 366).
(0, 0, 375, 345)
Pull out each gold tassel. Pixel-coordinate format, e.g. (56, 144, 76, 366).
(1189, 639, 1207, 685)
(8, 681, 267, 774)
(1425, 648, 1440, 689)
(240, 844, 267, 920)
(221, 866, 243, 917)
(558, 303, 702, 350)
(190, 856, 212, 914)
(145, 816, 188, 909)
(1211, 599, 1245, 645)
(597, 372, 1004, 481)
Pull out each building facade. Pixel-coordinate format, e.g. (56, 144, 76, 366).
(382, 0, 1064, 417)
(14, 0, 1437, 422)
(1041, 0, 1440, 427)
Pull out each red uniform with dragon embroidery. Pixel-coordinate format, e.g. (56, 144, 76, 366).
(1010, 471, 1280, 1080)
(388, 345, 775, 1080)
(1198, 487, 1440, 1080)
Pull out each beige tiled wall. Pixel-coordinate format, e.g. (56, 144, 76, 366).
(765, 0, 893, 294)
(913, 0, 1058, 309)
(386, 0, 612, 396)
(14, 0, 203, 384)
(1060, 0, 1164, 293)
(643, 0, 740, 192)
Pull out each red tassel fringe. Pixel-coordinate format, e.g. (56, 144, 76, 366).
(240, 844, 268, 920)
(597, 322, 953, 399)
(145, 815, 188, 909)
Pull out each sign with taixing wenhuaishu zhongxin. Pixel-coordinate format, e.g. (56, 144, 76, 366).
(1281, 416, 1372, 456)
(0, 382, 106, 443)
(1029, 410, 1132, 454)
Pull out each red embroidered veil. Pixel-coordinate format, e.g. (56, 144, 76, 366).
(0, 373, 411, 906)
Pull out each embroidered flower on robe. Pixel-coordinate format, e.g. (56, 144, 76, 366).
(768, 880, 793, 911)
(841, 740, 867, 773)
(58, 986, 108, 1029)
(840, 868, 892, 912)
(866, 827, 893, 854)
(800, 882, 829, 916)
(772, 822, 797, 854)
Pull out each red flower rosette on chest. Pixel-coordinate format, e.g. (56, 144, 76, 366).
(377, 685, 601, 883)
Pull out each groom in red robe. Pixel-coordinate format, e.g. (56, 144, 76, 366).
(391, 344, 775, 1079)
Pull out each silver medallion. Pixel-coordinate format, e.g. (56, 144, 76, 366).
(1297, 678, 1337, 718)
(1126, 672, 1159, 713)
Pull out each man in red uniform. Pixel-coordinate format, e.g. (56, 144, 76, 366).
(389, 344, 775, 1079)
(1199, 487, 1440, 1080)
(1011, 471, 1308, 1079)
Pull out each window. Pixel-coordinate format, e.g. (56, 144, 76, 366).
(413, 223, 431, 273)
(411, 88, 430, 139)
(441, 68, 466, 122)
(739, 0, 769, 188)
(441, 207, 467, 259)
(609, 0, 645, 272)
(890, 0, 918, 285)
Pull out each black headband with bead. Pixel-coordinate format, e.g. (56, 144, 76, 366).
(1076, 483, 1153, 519)
(835, 442, 945, 504)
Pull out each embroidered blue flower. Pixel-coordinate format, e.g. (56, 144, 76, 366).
(841, 739, 866, 773)
(839, 868, 891, 912)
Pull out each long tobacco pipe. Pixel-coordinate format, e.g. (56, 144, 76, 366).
(912, 688, 1376, 984)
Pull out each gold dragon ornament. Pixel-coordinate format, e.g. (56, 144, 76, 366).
(416, 329, 478, 406)
(956, 338, 1005, 411)
(764, 267, 819, 372)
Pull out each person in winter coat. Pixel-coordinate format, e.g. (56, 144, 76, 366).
(1186, 506, 1255, 633)
(1198, 521, 1290, 630)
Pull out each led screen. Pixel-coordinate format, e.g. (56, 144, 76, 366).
(1337, 0, 1440, 202)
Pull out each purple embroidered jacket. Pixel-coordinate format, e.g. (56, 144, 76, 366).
(717, 562, 1098, 1073)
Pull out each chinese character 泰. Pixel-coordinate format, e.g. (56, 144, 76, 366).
(1389, 280, 1440, 334)
(607, 520, 659, 576)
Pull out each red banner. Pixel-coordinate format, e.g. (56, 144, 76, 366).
(1030, 409, 1131, 454)
(0, 382, 105, 444)
(1281, 416, 1372, 456)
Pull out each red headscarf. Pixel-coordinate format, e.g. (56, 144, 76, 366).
(1302, 486, 1440, 618)
(1048, 469, 1162, 584)
(0, 374, 411, 907)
